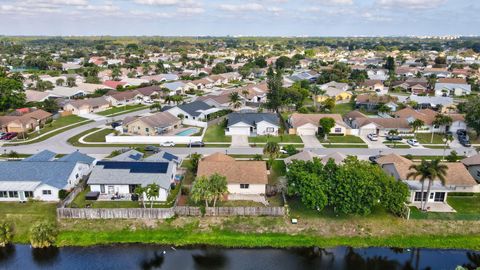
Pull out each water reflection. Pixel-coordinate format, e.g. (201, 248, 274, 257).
(140, 251, 164, 270)
(462, 252, 480, 270)
(192, 249, 228, 270)
(0, 245, 15, 262)
(31, 247, 59, 266)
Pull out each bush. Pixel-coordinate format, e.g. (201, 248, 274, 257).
(29, 221, 58, 248)
(181, 186, 190, 196)
(446, 150, 460, 162)
(405, 154, 413, 160)
(58, 190, 70, 200)
(0, 222, 14, 247)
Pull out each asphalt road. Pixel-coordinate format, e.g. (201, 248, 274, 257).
(0, 108, 477, 158)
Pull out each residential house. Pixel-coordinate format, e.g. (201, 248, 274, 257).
(47, 86, 87, 99)
(165, 101, 218, 121)
(63, 97, 111, 115)
(123, 111, 181, 136)
(316, 87, 353, 103)
(355, 94, 397, 111)
(377, 154, 478, 205)
(103, 80, 128, 89)
(319, 81, 349, 92)
(462, 154, 480, 183)
(434, 78, 471, 97)
(105, 90, 143, 106)
(232, 83, 269, 103)
(162, 81, 195, 95)
(225, 112, 280, 136)
(0, 150, 95, 202)
(288, 113, 350, 136)
(25, 90, 60, 103)
(135, 85, 166, 102)
(393, 107, 466, 133)
(141, 73, 179, 82)
(406, 95, 455, 113)
(197, 153, 268, 200)
(196, 93, 237, 109)
(87, 150, 176, 201)
(392, 77, 429, 95)
(344, 110, 411, 136)
(0, 109, 52, 133)
(358, 80, 386, 94)
(367, 69, 388, 81)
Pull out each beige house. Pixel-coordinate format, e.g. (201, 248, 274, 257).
(197, 153, 268, 199)
(123, 111, 180, 136)
(0, 109, 52, 133)
(63, 97, 111, 115)
(288, 113, 350, 136)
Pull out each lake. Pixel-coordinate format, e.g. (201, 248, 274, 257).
(0, 244, 478, 270)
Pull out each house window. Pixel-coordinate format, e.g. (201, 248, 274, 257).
(146, 128, 150, 132)
(42, 190, 52, 195)
(240, 184, 250, 189)
(477, 170, 480, 177)
(24, 191, 34, 198)
(8, 191, 18, 198)
(0, 191, 7, 198)
(429, 193, 434, 200)
(414, 192, 427, 202)
(434, 192, 446, 202)
(334, 128, 342, 133)
(75, 174, 79, 179)
(266, 127, 274, 132)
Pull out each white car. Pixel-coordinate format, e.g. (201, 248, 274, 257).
(160, 141, 175, 147)
(367, 133, 379, 141)
(407, 139, 419, 146)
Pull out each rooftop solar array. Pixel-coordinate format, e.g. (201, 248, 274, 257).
(96, 161, 168, 174)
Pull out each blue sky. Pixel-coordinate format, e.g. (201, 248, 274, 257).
(0, 0, 478, 36)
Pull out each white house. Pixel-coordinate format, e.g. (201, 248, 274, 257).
(288, 113, 350, 136)
(166, 101, 218, 121)
(225, 112, 280, 136)
(0, 150, 95, 202)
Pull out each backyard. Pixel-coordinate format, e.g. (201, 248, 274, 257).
(409, 194, 480, 221)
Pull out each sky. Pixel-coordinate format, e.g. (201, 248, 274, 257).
(0, 0, 479, 36)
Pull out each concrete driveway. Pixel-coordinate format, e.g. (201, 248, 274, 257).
(230, 135, 250, 148)
(300, 135, 323, 149)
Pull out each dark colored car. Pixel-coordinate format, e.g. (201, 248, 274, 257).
(144, 145, 160, 153)
(456, 129, 467, 136)
(188, 141, 205, 147)
(111, 121, 122, 128)
(369, 155, 380, 164)
(459, 137, 471, 147)
(386, 135, 402, 141)
(1, 132, 17, 140)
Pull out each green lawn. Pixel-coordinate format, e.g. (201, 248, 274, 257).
(269, 160, 286, 185)
(83, 128, 114, 143)
(0, 202, 57, 243)
(249, 134, 302, 143)
(320, 135, 365, 144)
(409, 194, 480, 221)
(203, 124, 231, 142)
(415, 133, 447, 145)
(97, 104, 148, 116)
(331, 103, 355, 115)
(322, 144, 369, 148)
(383, 142, 411, 149)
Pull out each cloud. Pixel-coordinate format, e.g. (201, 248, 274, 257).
(133, 0, 187, 5)
(376, 0, 447, 9)
(309, 0, 354, 5)
(219, 3, 264, 12)
(177, 7, 205, 14)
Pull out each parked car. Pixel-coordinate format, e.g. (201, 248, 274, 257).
(406, 139, 419, 146)
(144, 145, 160, 153)
(280, 147, 288, 154)
(1, 132, 17, 140)
(111, 121, 122, 129)
(456, 129, 467, 136)
(369, 155, 381, 164)
(0, 132, 5, 137)
(188, 141, 205, 147)
(459, 137, 471, 147)
(386, 135, 402, 141)
(160, 141, 175, 147)
(367, 133, 378, 141)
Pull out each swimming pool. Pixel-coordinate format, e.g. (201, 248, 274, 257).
(175, 128, 200, 136)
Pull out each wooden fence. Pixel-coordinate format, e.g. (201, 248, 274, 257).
(57, 206, 285, 219)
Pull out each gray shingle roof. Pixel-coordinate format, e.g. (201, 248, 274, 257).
(227, 112, 279, 127)
(110, 150, 144, 161)
(22, 150, 56, 162)
(57, 151, 96, 165)
(176, 101, 211, 117)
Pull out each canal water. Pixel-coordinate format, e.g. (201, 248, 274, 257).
(0, 244, 478, 270)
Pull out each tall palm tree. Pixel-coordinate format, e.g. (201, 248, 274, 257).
(263, 142, 280, 168)
(431, 114, 453, 143)
(209, 173, 228, 208)
(407, 159, 448, 210)
(442, 134, 454, 161)
(409, 119, 424, 139)
(241, 89, 249, 100)
(229, 92, 243, 109)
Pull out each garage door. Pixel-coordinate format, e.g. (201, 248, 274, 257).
(359, 128, 376, 136)
(297, 127, 317, 136)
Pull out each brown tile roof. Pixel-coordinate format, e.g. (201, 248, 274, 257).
(356, 117, 411, 129)
(344, 110, 367, 120)
(197, 153, 268, 185)
(378, 154, 477, 186)
(107, 90, 142, 101)
(393, 108, 464, 125)
(462, 154, 480, 166)
(124, 111, 179, 128)
(197, 93, 231, 105)
(289, 113, 346, 128)
(67, 97, 110, 109)
(438, 78, 467, 84)
(355, 94, 397, 104)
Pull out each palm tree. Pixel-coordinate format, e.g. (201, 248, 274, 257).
(146, 183, 160, 208)
(241, 89, 249, 100)
(55, 78, 64, 86)
(0, 222, 14, 247)
(229, 92, 243, 109)
(377, 104, 392, 115)
(209, 173, 228, 208)
(431, 114, 453, 143)
(29, 221, 58, 248)
(191, 176, 213, 208)
(134, 186, 146, 208)
(263, 141, 280, 168)
(310, 85, 323, 109)
(150, 102, 162, 112)
(407, 159, 448, 211)
(442, 134, 454, 161)
(409, 119, 424, 139)
(387, 129, 399, 148)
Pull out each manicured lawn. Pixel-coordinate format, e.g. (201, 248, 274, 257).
(424, 145, 450, 149)
(27, 115, 88, 139)
(320, 135, 365, 144)
(409, 194, 480, 221)
(0, 202, 57, 243)
(249, 134, 302, 143)
(322, 144, 369, 148)
(331, 103, 354, 115)
(415, 133, 447, 145)
(97, 104, 147, 116)
(83, 128, 114, 143)
(383, 142, 411, 149)
(203, 124, 231, 142)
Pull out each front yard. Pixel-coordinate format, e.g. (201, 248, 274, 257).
(249, 134, 302, 143)
(96, 104, 148, 116)
(319, 135, 365, 144)
(203, 124, 231, 142)
(415, 133, 447, 145)
(83, 128, 114, 143)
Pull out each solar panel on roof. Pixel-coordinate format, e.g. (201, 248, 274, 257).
(96, 161, 169, 174)
(129, 153, 143, 161)
(162, 152, 178, 161)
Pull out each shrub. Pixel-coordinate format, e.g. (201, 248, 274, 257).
(29, 221, 58, 248)
(58, 190, 70, 200)
(0, 222, 14, 247)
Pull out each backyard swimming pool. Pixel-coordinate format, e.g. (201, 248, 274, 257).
(175, 128, 200, 136)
